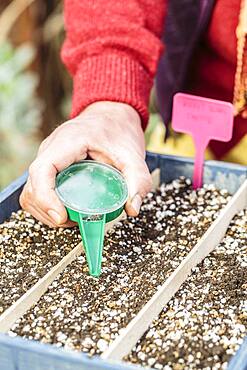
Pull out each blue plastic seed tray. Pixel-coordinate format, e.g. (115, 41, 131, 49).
(0, 152, 246, 370)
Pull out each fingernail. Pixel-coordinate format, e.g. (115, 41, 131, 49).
(48, 210, 62, 224)
(131, 194, 142, 214)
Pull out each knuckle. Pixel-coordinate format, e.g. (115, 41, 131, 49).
(19, 191, 27, 209)
(38, 139, 48, 153)
(20, 185, 31, 209)
(28, 161, 39, 178)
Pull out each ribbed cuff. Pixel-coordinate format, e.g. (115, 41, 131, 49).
(70, 52, 153, 129)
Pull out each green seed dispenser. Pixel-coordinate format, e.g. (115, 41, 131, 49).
(55, 160, 128, 277)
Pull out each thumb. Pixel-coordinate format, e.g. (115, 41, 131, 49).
(122, 158, 152, 217)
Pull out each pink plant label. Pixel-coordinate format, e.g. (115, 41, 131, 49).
(172, 93, 234, 189)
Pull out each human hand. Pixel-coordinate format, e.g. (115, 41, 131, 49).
(20, 101, 152, 227)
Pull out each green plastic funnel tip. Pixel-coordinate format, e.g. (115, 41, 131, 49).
(55, 161, 128, 277)
(78, 214, 106, 277)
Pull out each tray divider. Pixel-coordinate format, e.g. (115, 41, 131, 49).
(102, 180, 247, 361)
(0, 169, 160, 334)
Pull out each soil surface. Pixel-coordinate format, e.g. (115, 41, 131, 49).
(126, 210, 247, 370)
(0, 211, 81, 314)
(10, 178, 231, 359)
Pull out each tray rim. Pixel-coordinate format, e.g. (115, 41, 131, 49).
(0, 152, 246, 370)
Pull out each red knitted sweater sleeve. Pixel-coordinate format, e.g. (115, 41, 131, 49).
(61, 0, 166, 128)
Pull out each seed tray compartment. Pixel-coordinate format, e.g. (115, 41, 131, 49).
(0, 152, 246, 370)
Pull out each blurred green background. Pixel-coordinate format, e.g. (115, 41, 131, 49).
(0, 0, 72, 190)
(0, 0, 163, 190)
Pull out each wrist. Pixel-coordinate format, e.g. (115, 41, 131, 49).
(80, 101, 142, 127)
